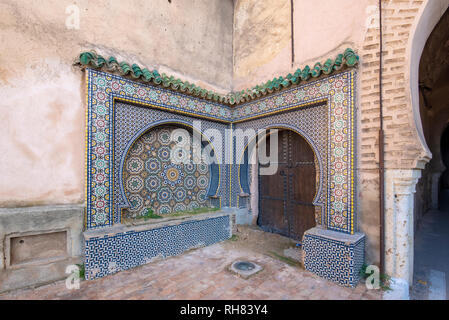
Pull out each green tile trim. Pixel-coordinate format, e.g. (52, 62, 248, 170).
(75, 48, 359, 106)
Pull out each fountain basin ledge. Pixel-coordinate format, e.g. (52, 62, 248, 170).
(83, 210, 234, 280)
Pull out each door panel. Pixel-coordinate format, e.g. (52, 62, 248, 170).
(288, 204, 316, 241)
(258, 162, 287, 235)
(258, 129, 317, 242)
(290, 165, 316, 203)
(259, 198, 287, 235)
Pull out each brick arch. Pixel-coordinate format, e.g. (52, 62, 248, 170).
(407, 0, 449, 168)
(359, 0, 448, 170)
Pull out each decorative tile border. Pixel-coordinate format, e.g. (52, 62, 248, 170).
(86, 69, 232, 229)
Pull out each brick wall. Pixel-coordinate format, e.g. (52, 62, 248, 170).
(357, 0, 431, 265)
(359, 0, 425, 171)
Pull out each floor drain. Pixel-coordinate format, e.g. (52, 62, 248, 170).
(234, 261, 256, 271)
(230, 260, 262, 278)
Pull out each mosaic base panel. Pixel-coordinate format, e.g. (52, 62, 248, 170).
(302, 227, 365, 287)
(84, 214, 231, 280)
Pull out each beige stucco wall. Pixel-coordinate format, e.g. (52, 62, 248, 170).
(233, 0, 374, 90)
(0, 0, 234, 207)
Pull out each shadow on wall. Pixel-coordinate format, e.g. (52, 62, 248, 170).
(439, 125, 449, 211)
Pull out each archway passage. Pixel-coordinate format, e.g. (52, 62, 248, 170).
(412, 7, 449, 300)
(440, 125, 449, 211)
(257, 129, 316, 242)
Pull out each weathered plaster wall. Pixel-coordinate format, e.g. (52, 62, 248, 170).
(232, 0, 291, 90)
(0, 205, 84, 292)
(233, 0, 373, 90)
(0, 0, 234, 207)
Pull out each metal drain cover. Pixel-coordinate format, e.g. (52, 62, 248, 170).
(230, 260, 262, 278)
(234, 261, 256, 271)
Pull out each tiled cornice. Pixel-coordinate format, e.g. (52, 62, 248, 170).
(75, 48, 359, 106)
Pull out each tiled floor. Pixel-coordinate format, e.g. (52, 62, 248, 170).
(0, 227, 382, 300)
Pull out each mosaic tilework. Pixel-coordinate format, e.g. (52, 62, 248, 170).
(113, 102, 228, 225)
(84, 214, 231, 280)
(233, 104, 328, 225)
(86, 69, 230, 228)
(302, 228, 365, 287)
(86, 68, 356, 234)
(122, 126, 211, 218)
(233, 70, 356, 234)
(86, 67, 231, 228)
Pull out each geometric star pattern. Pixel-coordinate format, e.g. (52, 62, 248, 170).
(122, 125, 211, 218)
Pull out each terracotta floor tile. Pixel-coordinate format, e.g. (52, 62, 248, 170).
(0, 232, 382, 300)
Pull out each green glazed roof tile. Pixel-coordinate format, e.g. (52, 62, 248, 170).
(76, 48, 359, 106)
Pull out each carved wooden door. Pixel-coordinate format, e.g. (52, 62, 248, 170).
(258, 130, 316, 242)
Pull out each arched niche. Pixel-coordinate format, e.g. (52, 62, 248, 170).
(118, 121, 220, 220)
(238, 126, 324, 236)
